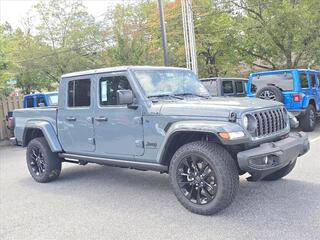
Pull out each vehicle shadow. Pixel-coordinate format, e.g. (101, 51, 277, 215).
(20, 163, 320, 224)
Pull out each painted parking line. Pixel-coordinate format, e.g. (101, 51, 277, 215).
(310, 135, 320, 143)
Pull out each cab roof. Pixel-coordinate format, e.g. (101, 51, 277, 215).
(250, 68, 319, 77)
(61, 66, 189, 79)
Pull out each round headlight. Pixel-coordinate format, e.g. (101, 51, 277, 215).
(243, 114, 257, 133)
(243, 115, 249, 129)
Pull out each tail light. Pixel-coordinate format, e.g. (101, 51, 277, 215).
(293, 93, 302, 102)
(7, 117, 14, 129)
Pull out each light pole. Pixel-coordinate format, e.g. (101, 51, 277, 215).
(158, 0, 169, 66)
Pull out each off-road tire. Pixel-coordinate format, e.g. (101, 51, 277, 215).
(256, 86, 283, 102)
(169, 141, 239, 215)
(26, 137, 61, 183)
(299, 104, 316, 132)
(262, 160, 296, 181)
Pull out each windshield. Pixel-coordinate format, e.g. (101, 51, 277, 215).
(133, 69, 209, 98)
(251, 73, 293, 93)
(48, 93, 58, 106)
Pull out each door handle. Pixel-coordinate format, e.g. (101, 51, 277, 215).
(95, 116, 108, 122)
(66, 116, 77, 121)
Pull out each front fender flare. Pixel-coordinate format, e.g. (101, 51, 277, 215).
(23, 121, 62, 152)
(156, 120, 248, 163)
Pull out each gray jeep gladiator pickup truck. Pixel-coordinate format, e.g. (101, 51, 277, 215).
(11, 66, 309, 215)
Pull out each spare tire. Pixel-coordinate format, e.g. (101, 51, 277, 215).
(256, 86, 283, 102)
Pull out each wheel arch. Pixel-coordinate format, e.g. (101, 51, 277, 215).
(23, 121, 62, 152)
(158, 130, 222, 167)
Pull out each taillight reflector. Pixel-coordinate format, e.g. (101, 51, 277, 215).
(293, 94, 301, 102)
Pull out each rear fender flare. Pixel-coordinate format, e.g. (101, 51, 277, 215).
(23, 121, 62, 152)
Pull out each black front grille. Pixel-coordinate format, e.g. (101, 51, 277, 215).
(253, 108, 287, 137)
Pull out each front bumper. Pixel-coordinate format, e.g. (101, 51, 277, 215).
(237, 132, 309, 181)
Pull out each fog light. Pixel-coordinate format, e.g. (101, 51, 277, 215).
(249, 155, 279, 167)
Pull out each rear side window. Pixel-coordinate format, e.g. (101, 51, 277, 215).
(222, 81, 233, 94)
(26, 98, 34, 108)
(36, 96, 46, 107)
(99, 75, 131, 106)
(68, 79, 91, 107)
(235, 81, 245, 94)
(202, 80, 218, 96)
(252, 73, 293, 92)
(300, 73, 308, 88)
(310, 74, 317, 88)
(318, 74, 320, 88)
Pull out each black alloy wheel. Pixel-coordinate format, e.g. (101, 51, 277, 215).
(177, 154, 217, 205)
(29, 146, 46, 177)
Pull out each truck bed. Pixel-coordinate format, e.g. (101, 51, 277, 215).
(13, 107, 57, 145)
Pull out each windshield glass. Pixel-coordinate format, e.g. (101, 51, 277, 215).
(48, 93, 58, 106)
(133, 69, 209, 98)
(252, 73, 293, 93)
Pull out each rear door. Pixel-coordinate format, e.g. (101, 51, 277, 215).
(58, 76, 95, 153)
(316, 73, 320, 109)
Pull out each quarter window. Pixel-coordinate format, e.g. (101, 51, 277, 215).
(235, 81, 245, 94)
(68, 79, 91, 107)
(299, 73, 308, 88)
(99, 76, 132, 106)
(310, 74, 317, 88)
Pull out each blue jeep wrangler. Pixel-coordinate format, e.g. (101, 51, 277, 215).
(247, 69, 320, 132)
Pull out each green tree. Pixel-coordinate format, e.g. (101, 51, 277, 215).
(229, 0, 320, 69)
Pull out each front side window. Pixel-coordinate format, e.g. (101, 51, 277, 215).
(222, 81, 234, 94)
(68, 79, 91, 107)
(300, 73, 308, 88)
(133, 69, 209, 98)
(202, 80, 218, 96)
(99, 76, 131, 106)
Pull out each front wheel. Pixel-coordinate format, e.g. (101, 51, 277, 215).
(26, 137, 61, 183)
(169, 141, 239, 215)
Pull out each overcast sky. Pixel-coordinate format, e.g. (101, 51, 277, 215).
(0, 0, 138, 29)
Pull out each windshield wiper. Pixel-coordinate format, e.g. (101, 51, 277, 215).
(174, 93, 210, 99)
(148, 94, 184, 100)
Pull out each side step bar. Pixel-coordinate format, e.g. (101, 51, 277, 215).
(59, 153, 168, 173)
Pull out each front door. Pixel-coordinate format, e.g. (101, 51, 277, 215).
(94, 73, 144, 159)
(58, 76, 95, 154)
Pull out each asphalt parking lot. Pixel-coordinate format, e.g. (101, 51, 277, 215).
(1, 125, 320, 240)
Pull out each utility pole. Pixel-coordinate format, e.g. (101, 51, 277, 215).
(181, 0, 198, 75)
(158, 0, 169, 66)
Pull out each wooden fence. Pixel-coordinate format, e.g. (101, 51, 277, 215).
(0, 96, 23, 140)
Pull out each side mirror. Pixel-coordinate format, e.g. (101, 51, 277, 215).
(117, 89, 134, 105)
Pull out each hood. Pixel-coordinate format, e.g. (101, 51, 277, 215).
(156, 97, 283, 118)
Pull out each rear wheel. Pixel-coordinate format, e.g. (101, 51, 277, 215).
(262, 160, 296, 181)
(169, 141, 239, 215)
(299, 104, 316, 132)
(26, 137, 61, 183)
